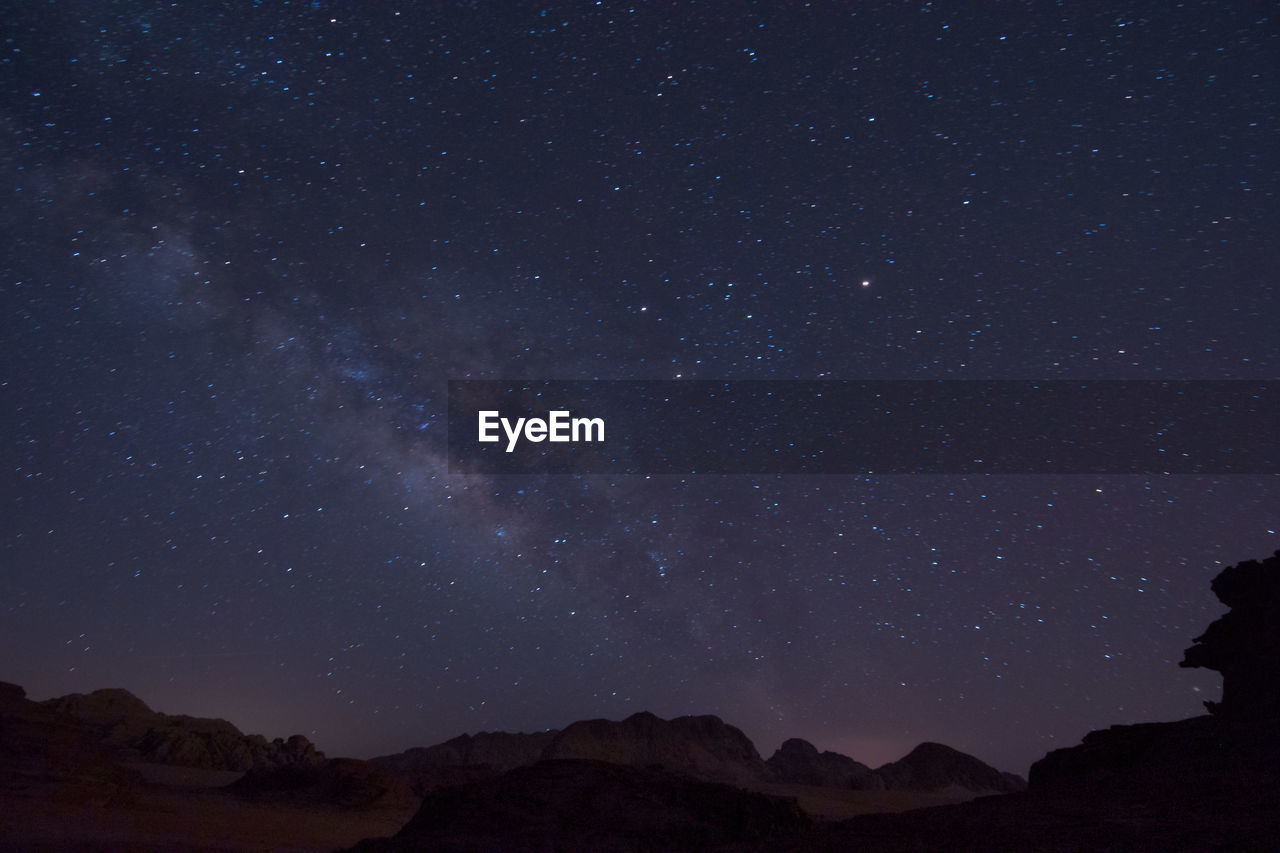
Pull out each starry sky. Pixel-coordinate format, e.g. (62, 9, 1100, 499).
(2, 2, 1277, 775)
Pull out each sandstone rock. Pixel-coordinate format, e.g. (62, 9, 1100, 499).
(40, 687, 324, 772)
(0, 681, 29, 705)
(369, 729, 557, 795)
(231, 757, 419, 810)
(350, 759, 808, 852)
(764, 738, 882, 789)
(41, 688, 154, 736)
(989, 551, 1280, 845)
(374, 711, 770, 791)
(1180, 549, 1280, 717)
(875, 742, 1026, 793)
(373, 729, 557, 775)
(0, 681, 141, 806)
(542, 711, 769, 785)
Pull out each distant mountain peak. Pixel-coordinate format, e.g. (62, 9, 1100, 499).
(877, 741, 1026, 793)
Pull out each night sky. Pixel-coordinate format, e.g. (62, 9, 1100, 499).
(3, 2, 1277, 775)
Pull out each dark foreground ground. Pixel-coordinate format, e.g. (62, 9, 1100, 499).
(4, 746, 1279, 852)
(0, 763, 415, 852)
(4, 676, 1278, 851)
(0, 760, 979, 852)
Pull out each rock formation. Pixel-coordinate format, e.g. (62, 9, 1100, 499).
(373, 711, 770, 789)
(0, 681, 141, 806)
(1028, 714, 1280, 794)
(998, 550, 1280, 847)
(350, 759, 809, 852)
(373, 729, 558, 775)
(1179, 549, 1280, 717)
(374, 711, 1024, 796)
(1030, 551, 1280, 798)
(230, 756, 419, 810)
(875, 742, 1026, 793)
(542, 711, 769, 785)
(782, 548, 1280, 852)
(39, 687, 325, 772)
(764, 738, 882, 789)
(369, 730, 558, 795)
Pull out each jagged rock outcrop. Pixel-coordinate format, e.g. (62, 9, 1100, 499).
(350, 759, 809, 852)
(41, 688, 153, 729)
(875, 742, 1026, 793)
(541, 711, 768, 785)
(0, 681, 141, 805)
(984, 550, 1280, 848)
(230, 757, 419, 810)
(40, 687, 324, 772)
(373, 711, 770, 789)
(1032, 551, 1280, 795)
(765, 738, 882, 790)
(0, 681, 25, 705)
(375, 713, 1024, 796)
(1024, 550, 1280, 799)
(1180, 549, 1280, 717)
(373, 729, 558, 775)
(1029, 714, 1280, 794)
(369, 730, 558, 795)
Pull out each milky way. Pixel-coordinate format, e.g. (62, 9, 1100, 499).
(2, 2, 1276, 773)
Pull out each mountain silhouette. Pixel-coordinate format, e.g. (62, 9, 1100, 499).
(5, 551, 1277, 850)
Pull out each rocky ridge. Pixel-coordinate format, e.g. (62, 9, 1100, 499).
(543, 711, 769, 785)
(875, 741, 1027, 794)
(40, 687, 325, 772)
(372, 710, 1023, 795)
(763, 738, 881, 790)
